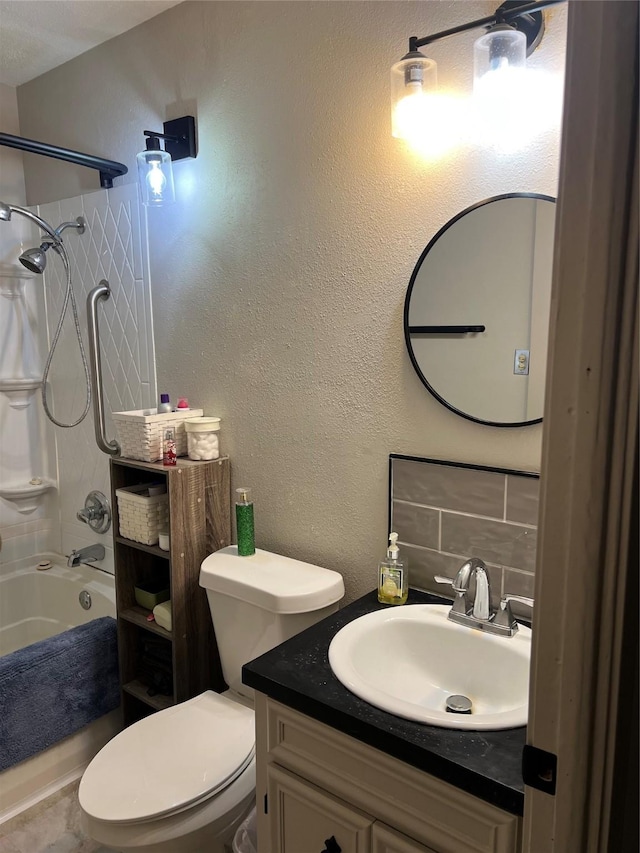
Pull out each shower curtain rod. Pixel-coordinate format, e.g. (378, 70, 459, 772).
(0, 132, 127, 189)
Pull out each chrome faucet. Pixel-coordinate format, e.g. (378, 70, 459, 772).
(67, 543, 105, 567)
(435, 558, 533, 637)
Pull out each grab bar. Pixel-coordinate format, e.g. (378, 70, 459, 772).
(87, 282, 120, 456)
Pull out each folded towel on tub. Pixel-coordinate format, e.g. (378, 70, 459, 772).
(0, 616, 120, 772)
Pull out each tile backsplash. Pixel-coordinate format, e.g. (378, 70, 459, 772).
(390, 455, 539, 615)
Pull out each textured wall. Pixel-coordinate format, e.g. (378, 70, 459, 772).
(16, 2, 567, 601)
(0, 84, 26, 203)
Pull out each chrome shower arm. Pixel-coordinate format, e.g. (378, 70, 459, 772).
(54, 218, 85, 238)
(0, 201, 63, 244)
(87, 282, 120, 456)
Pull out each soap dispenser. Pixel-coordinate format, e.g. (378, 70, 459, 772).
(235, 487, 256, 556)
(378, 532, 408, 605)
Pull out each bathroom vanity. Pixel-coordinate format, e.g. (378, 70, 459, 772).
(243, 590, 525, 853)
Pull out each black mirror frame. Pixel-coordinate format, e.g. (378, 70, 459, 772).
(403, 192, 555, 428)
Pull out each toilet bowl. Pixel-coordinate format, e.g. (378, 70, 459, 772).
(80, 547, 344, 853)
(79, 691, 256, 853)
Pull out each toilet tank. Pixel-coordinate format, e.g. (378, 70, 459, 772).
(200, 546, 345, 698)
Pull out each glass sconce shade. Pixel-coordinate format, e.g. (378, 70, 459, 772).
(474, 25, 526, 80)
(390, 51, 438, 141)
(390, 4, 563, 157)
(136, 148, 175, 206)
(473, 25, 529, 151)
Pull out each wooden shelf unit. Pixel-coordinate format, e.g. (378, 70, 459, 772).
(111, 456, 231, 724)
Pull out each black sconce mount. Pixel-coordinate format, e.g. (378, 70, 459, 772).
(143, 115, 197, 160)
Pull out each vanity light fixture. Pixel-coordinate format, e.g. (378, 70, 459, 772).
(136, 115, 197, 206)
(391, 0, 566, 153)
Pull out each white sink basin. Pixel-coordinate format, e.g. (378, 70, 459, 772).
(328, 604, 531, 730)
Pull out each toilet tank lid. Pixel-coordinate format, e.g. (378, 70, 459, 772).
(200, 546, 345, 613)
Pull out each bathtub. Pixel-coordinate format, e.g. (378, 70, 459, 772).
(0, 555, 116, 655)
(0, 555, 121, 822)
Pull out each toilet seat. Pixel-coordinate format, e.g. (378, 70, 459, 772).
(79, 691, 255, 824)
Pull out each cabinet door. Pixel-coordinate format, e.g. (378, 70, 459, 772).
(372, 822, 438, 853)
(267, 764, 373, 853)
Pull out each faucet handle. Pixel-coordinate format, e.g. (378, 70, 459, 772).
(434, 575, 468, 615)
(434, 568, 469, 594)
(494, 595, 534, 632)
(76, 491, 111, 535)
(503, 594, 534, 609)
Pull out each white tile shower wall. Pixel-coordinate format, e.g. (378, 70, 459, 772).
(39, 185, 156, 574)
(0, 227, 59, 563)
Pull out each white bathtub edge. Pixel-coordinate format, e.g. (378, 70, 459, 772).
(0, 709, 122, 824)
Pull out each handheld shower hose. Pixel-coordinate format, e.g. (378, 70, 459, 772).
(0, 201, 91, 428)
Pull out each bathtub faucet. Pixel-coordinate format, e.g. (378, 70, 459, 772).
(68, 544, 105, 567)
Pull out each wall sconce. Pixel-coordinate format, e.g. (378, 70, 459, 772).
(136, 115, 197, 206)
(391, 0, 566, 155)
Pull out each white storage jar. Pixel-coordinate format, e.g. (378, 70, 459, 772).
(185, 417, 221, 460)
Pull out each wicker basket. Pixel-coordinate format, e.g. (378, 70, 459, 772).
(116, 484, 169, 546)
(112, 408, 204, 462)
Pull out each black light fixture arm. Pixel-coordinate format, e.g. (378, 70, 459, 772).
(0, 131, 127, 189)
(143, 130, 183, 143)
(409, 0, 565, 52)
(142, 116, 197, 162)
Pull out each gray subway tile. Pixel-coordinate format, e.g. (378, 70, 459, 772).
(506, 475, 540, 525)
(441, 513, 537, 572)
(402, 546, 463, 597)
(392, 501, 439, 550)
(392, 459, 505, 519)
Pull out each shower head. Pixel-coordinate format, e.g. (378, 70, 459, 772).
(19, 243, 53, 274)
(0, 199, 92, 430)
(0, 203, 85, 273)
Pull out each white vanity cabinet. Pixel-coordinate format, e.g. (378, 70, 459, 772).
(266, 764, 436, 853)
(266, 764, 376, 853)
(255, 693, 521, 853)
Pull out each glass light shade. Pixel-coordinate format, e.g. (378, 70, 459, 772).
(474, 25, 526, 81)
(136, 149, 175, 206)
(473, 26, 529, 151)
(390, 52, 438, 141)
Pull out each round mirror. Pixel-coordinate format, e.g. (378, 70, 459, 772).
(404, 193, 555, 427)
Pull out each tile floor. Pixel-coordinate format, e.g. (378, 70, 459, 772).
(0, 781, 115, 853)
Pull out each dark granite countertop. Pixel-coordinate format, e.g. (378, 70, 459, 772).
(242, 588, 526, 816)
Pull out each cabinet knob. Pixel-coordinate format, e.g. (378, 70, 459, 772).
(321, 837, 342, 853)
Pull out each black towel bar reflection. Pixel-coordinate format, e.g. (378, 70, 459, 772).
(409, 325, 486, 334)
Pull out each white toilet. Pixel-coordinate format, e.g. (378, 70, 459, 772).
(79, 546, 344, 853)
